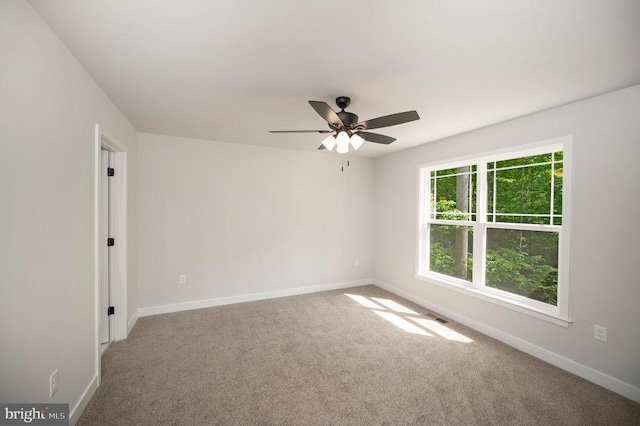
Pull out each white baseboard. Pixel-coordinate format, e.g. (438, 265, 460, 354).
(127, 310, 139, 335)
(100, 341, 111, 357)
(69, 374, 98, 426)
(373, 278, 640, 404)
(137, 279, 373, 318)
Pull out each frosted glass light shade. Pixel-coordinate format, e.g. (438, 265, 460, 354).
(350, 134, 365, 150)
(336, 144, 349, 154)
(336, 131, 350, 149)
(322, 135, 336, 151)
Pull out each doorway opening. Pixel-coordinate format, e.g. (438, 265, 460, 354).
(99, 148, 113, 349)
(94, 124, 128, 383)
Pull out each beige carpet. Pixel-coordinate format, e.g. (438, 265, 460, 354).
(79, 285, 640, 425)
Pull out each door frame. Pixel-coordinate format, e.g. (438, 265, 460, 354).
(99, 148, 110, 345)
(93, 124, 128, 383)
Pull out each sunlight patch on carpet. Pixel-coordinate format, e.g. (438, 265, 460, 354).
(371, 297, 419, 315)
(344, 293, 473, 342)
(373, 311, 433, 336)
(345, 293, 385, 309)
(408, 317, 473, 343)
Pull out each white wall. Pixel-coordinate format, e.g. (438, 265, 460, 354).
(0, 0, 137, 412)
(374, 85, 640, 393)
(2, 0, 635, 411)
(137, 133, 373, 309)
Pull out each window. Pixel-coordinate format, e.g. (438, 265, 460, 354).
(417, 138, 571, 326)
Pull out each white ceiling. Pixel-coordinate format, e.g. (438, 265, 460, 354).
(29, 0, 640, 157)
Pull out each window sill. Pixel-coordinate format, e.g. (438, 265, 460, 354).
(415, 273, 572, 327)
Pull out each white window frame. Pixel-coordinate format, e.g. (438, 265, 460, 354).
(416, 136, 572, 327)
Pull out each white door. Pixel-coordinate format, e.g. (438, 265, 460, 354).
(99, 149, 110, 344)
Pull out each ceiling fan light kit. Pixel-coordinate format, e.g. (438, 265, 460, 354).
(322, 135, 336, 151)
(269, 96, 420, 169)
(336, 131, 350, 151)
(321, 131, 366, 153)
(350, 133, 365, 150)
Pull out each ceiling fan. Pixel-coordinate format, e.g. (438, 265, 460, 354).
(269, 96, 420, 153)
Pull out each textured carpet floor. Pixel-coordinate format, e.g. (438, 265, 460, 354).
(79, 285, 640, 425)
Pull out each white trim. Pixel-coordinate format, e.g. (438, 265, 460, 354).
(100, 341, 111, 357)
(373, 278, 640, 404)
(557, 139, 573, 320)
(137, 279, 373, 317)
(416, 136, 569, 170)
(416, 136, 572, 324)
(93, 124, 129, 391)
(69, 374, 98, 426)
(127, 310, 139, 335)
(93, 125, 101, 386)
(415, 272, 570, 327)
(100, 132, 128, 342)
(415, 167, 427, 277)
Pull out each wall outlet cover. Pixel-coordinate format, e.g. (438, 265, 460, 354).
(49, 369, 58, 397)
(594, 325, 607, 342)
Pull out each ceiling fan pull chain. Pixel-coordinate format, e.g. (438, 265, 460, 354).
(341, 153, 344, 172)
(347, 151, 350, 167)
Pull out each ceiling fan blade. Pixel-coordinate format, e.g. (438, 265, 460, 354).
(269, 130, 332, 134)
(356, 131, 396, 145)
(309, 101, 343, 128)
(317, 144, 327, 150)
(358, 111, 419, 130)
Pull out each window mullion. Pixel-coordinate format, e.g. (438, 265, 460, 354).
(468, 169, 472, 220)
(473, 162, 487, 287)
(432, 175, 437, 219)
(550, 155, 555, 224)
(492, 167, 496, 223)
(477, 162, 487, 223)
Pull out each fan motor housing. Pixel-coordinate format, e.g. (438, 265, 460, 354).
(337, 111, 359, 128)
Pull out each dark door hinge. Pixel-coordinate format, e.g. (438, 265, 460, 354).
(108, 306, 115, 316)
(107, 238, 115, 247)
(107, 167, 115, 177)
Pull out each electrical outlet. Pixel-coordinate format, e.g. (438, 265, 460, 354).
(179, 274, 186, 284)
(355, 258, 360, 267)
(49, 369, 58, 397)
(594, 325, 607, 342)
